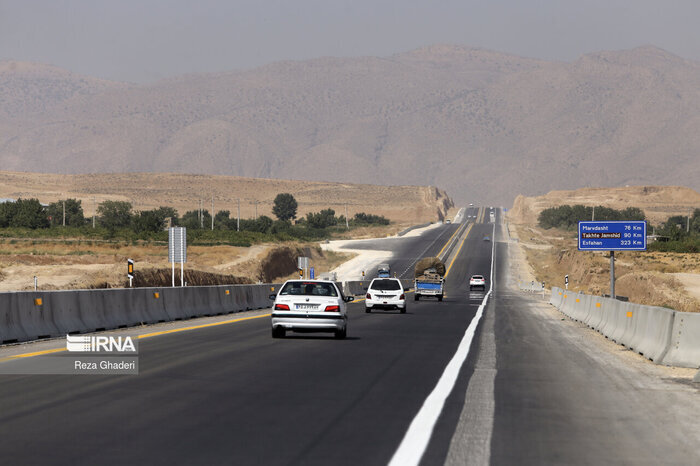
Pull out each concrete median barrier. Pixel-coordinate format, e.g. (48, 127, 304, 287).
(550, 287, 564, 308)
(0, 283, 282, 345)
(661, 313, 700, 368)
(626, 304, 675, 362)
(549, 288, 698, 369)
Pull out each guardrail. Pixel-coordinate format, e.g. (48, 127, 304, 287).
(549, 287, 700, 368)
(0, 284, 279, 344)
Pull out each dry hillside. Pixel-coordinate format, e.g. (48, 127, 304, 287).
(508, 186, 700, 312)
(0, 171, 453, 224)
(509, 185, 700, 225)
(2, 45, 700, 205)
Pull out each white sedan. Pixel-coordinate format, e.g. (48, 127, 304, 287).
(469, 275, 486, 290)
(365, 278, 406, 313)
(270, 280, 354, 339)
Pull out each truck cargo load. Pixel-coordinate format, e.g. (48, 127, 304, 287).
(414, 257, 445, 301)
(414, 257, 446, 278)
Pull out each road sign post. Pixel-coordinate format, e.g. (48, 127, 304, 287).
(127, 258, 134, 288)
(565, 274, 569, 290)
(298, 257, 309, 279)
(578, 221, 647, 298)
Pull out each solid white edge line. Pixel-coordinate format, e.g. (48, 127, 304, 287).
(388, 222, 496, 466)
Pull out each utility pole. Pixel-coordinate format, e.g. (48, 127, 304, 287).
(211, 195, 214, 231)
(688, 209, 691, 233)
(592, 206, 595, 221)
(254, 200, 258, 220)
(345, 203, 349, 229)
(62, 200, 66, 227)
(237, 198, 240, 232)
(199, 200, 203, 229)
(92, 197, 96, 228)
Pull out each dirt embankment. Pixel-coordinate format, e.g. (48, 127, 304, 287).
(257, 245, 352, 283)
(514, 223, 700, 312)
(509, 185, 700, 312)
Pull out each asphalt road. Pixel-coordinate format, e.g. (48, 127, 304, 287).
(338, 205, 480, 281)
(1, 207, 698, 465)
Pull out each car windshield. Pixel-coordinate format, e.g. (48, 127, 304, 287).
(279, 281, 338, 297)
(472, 276, 484, 280)
(370, 279, 401, 291)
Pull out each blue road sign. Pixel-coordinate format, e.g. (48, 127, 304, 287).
(310, 267, 315, 279)
(578, 221, 647, 251)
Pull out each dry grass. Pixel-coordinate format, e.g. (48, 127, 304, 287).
(0, 237, 353, 291)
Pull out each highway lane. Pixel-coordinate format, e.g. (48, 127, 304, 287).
(441, 209, 700, 465)
(337, 206, 480, 281)
(0, 209, 491, 465)
(4, 206, 691, 466)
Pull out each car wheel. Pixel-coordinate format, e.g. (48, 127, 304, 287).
(365, 306, 371, 313)
(438, 295, 443, 302)
(414, 295, 419, 301)
(334, 326, 347, 339)
(272, 326, 285, 338)
(400, 306, 406, 314)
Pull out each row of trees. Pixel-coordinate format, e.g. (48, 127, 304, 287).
(0, 194, 390, 236)
(538, 205, 646, 230)
(537, 204, 700, 252)
(648, 209, 700, 252)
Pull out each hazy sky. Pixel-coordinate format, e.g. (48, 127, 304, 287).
(1, 0, 699, 83)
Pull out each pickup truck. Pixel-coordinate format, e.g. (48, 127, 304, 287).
(413, 257, 445, 301)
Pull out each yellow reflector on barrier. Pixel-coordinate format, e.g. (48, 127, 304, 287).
(34, 298, 42, 306)
(596, 303, 601, 308)
(559, 292, 562, 295)
(154, 292, 160, 299)
(564, 295, 567, 298)
(270, 286, 275, 291)
(576, 298, 580, 303)
(225, 290, 230, 295)
(627, 311, 633, 318)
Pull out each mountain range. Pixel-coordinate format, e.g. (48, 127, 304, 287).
(1, 45, 699, 205)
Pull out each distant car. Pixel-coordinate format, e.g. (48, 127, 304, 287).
(270, 280, 354, 339)
(469, 275, 486, 290)
(469, 203, 474, 206)
(365, 278, 406, 313)
(483, 236, 490, 241)
(445, 219, 451, 224)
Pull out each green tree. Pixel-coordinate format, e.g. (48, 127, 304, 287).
(97, 201, 133, 231)
(47, 199, 85, 227)
(272, 193, 298, 221)
(352, 212, 390, 226)
(306, 208, 337, 229)
(132, 207, 174, 233)
(214, 210, 232, 230)
(0, 201, 19, 228)
(181, 209, 211, 230)
(10, 198, 49, 229)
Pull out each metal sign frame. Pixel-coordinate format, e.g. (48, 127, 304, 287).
(168, 227, 187, 287)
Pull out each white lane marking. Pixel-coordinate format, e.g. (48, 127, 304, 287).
(388, 222, 496, 466)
